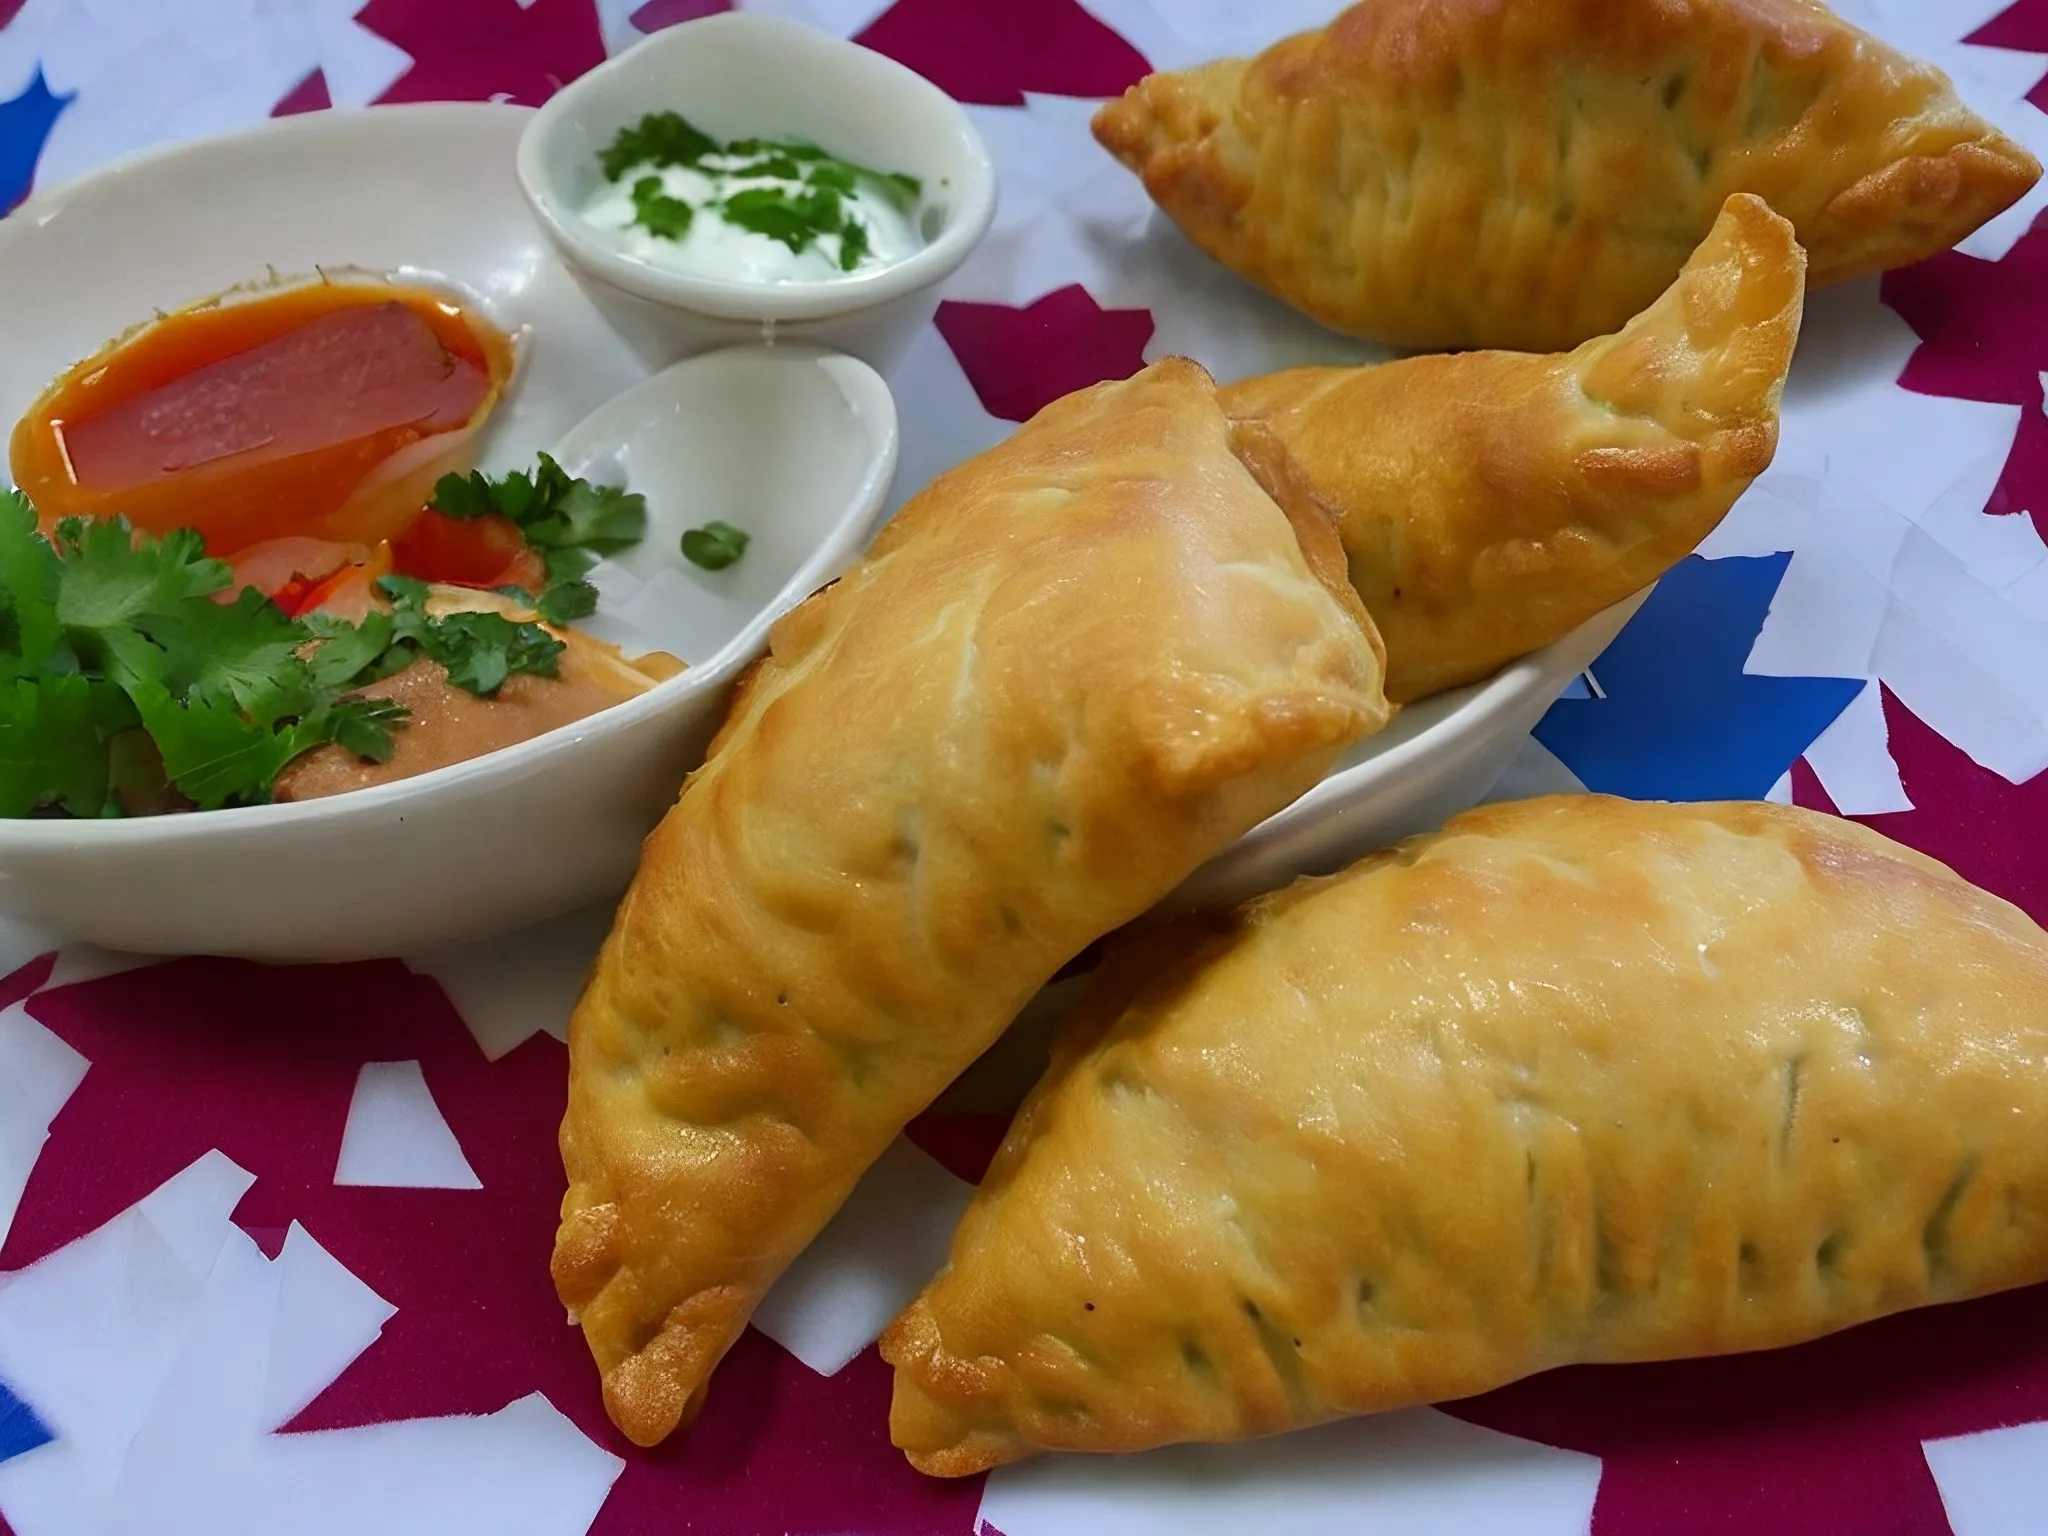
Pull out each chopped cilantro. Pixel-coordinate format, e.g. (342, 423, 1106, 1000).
(535, 580, 599, 625)
(0, 674, 123, 818)
(429, 453, 647, 622)
(0, 492, 412, 816)
(600, 111, 718, 180)
(681, 520, 749, 571)
(838, 218, 870, 272)
(376, 575, 564, 697)
(720, 185, 845, 254)
(630, 176, 695, 241)
(595, 116, 921, 267)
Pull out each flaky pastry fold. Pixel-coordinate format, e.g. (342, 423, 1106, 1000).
(1223, 193, 1804, 701)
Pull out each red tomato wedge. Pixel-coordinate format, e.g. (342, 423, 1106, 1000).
(10, 280, 513, 556)
(296, 542, 396, 625)
(224, 536, 358, 605)
(390, 510, 546, 592)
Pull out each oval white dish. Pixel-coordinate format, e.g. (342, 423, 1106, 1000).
(0, 105, 897, 961)
(1173, 591, 1647, 912)
(516, 10, 998, 374)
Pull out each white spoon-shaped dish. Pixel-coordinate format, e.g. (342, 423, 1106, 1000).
(1174, 590, 1646, 912)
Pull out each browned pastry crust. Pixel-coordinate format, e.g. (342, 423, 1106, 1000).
(554, 358, 1391, 1446)
(1093, 0, 2039, 352)
(1221, 193, 1804, 701)
(885, 795, 2048, 1475)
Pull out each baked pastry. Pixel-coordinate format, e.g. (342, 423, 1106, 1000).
(554, 358, 1391, 1446)
(1222, 193, 1803, 701)
(884, 795, 2048, 1475)
(1093, 0, 2040, 352)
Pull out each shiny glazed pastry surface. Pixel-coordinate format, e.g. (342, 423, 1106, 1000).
(885, 796, 2048, 1474)
(555, 358, 1391, 1446)
(1222, 194, 1804, 701)
(1093, 0, 2040, 351)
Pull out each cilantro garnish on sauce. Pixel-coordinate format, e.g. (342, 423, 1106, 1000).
(0, 495, 407, 816)
(0, 486, 599, 818)
(597, 111, 922, 272)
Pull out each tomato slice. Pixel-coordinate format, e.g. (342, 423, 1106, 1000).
(296, 542, 396, 624)
(225, 536, 358, 604)
(391, 509, 544, 592)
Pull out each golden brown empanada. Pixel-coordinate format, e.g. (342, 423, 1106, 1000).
(554, 358, 1390, 1446)
(1093, 0, 2040, 352)
(1223, 193, 1804, 702)
(884, 795, 2048, 1475)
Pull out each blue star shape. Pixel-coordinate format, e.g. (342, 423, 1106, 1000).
(0, 68, 72, 215)
(0, 1377, 52, 1465)
(1534, 553, 1864, 801)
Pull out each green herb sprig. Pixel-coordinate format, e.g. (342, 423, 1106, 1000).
(375, 574, 566, 697)
(0, 496, 408, 816)
(430, 453, 648, 623)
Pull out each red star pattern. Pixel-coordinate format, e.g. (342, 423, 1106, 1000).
(10, 961, 980, 1535)
(1968, 0, 2048, 110)
(853, 0, 1149, 107)
(271, 69, 332, 118)
(1790, 687, 2048, 928)
(934, 284, 1154, 423)
(1447, 1281, 2048, 1536)
(1885, 206, 2048, 533)
(627, 0, 733, 31)
(358, 0, 606, 108)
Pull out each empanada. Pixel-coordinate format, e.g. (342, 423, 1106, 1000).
(554, 358, 1390, 1446)
(1093, 0, 2040, 352)
(1223, 193, 1803, 702)
(884, 795, 2048, 1474)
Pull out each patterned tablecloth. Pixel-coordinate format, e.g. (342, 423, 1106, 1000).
(2, 2, 2047, 1533)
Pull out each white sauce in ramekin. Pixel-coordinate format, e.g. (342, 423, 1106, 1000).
(581, 150, 924, 285)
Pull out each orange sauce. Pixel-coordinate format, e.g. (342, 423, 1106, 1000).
(11, 279, 513, 555)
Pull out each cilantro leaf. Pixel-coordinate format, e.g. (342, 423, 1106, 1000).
(432, 610, 563, 695)
(602, 112, 718, 180)
(429, 469, 495, 519)
(376, 575, 564, 698)
(542, 546, 601, 584)
(0, 491, 62, 678)
(431, 456, 646, 556)
(681, 520, 750, 571)
(0, 673, 118, 817)
(53, 517, 227, 639)
(535, 580, 599, 625)
(326, 696, 408, 763)
(631, 176, 695, 242)
(541, 475, 647, 556)
(839, 217, 870, 272)
(148, 586, 315, 725)
(2, 509, 431, 815)
(719, 185, 845, 255)
(128, 681, 314, 811)
(303, 610, 398, 692)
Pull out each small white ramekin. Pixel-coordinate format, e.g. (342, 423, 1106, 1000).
(516, 12, 997, 374)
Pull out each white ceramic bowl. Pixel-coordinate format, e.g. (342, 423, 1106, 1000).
(516, 11, 998, 374)
(0, 106, 898, 961)
(1172, 590, 1648, 912)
